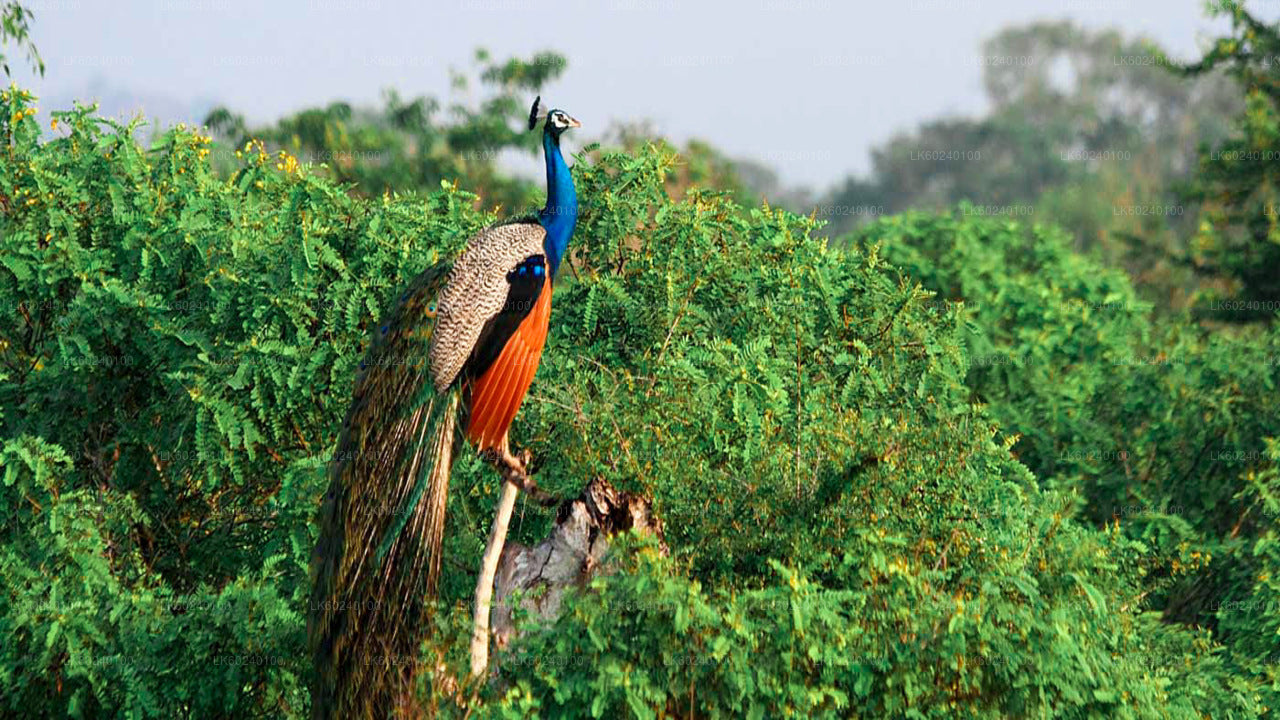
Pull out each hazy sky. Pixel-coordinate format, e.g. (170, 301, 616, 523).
(8, 0, 1263, 189)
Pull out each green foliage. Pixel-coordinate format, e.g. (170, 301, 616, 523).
(858, 208, 1152, 484)
(1, 82, 1275, 720)
(0, 89, 487, 718)
(483, 538, 1256, 719)
(602, 121, 812, 213)
(860, 207, 1280, 714)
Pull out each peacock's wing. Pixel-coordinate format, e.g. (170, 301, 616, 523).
(462, 253, 552, 449)
(429, 219, 547, 391)
(435, 220, 552, 451)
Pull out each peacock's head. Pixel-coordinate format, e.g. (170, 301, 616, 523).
(528, 95, 580, 139)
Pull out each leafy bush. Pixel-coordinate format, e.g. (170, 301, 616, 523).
(0, 87, 1271, 719)
(860, 205, 1280, 714)
(0, 87, 510, 717)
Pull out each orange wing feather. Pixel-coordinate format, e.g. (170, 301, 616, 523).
(468, 343, 520, 446)
(466, 277, 553, 450)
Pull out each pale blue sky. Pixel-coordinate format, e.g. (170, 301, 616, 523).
(9, 0, 1264, 189)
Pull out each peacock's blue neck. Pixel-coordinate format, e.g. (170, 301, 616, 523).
(539, 130, 577, 279)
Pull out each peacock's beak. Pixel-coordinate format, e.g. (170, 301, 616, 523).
(566, 115, 582, 129)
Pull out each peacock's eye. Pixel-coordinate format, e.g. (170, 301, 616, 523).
(424, 303, 437, 318)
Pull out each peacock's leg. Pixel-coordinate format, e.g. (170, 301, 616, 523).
(470, 476, 520, 679)
(472, 431, 569, 678)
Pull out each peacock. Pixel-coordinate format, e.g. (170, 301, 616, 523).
(309, 96, 580, 719)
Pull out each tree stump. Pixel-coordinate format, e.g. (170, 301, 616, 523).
(490, 477, 664, 652)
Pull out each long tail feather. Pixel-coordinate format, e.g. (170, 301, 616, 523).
(309, 264, 460, 720)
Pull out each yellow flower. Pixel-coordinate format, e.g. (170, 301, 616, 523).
(275, 150, 299, 175)
(50, 118, 58, 130)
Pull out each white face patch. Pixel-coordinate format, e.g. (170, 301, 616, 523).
(551, 112, 569, 129)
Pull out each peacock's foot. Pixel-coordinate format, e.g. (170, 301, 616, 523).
(502, 447, 532, 477)
(488, 436, 530, 477)
(485, 440, 558, 507)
